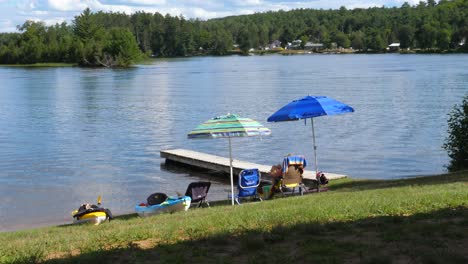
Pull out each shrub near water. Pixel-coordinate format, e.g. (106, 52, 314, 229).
(0, 172, 467, 263)
(444, 95, 468, 172)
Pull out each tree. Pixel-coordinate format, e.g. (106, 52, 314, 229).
(279, 28, 294, 47)
(17, 21, 47, 63)
(398, 25, 414, 49)
(74, 8, 98, 41)
(2, 0, 468, 64)
(131, 12, 154, 54)
(333, 31, 350, 48)
(351, 31, 365, 50)
(73, 9, 142, 67)
(417, 23, 437, 49)
(401, 2, 411, 9)
(443, 95, 468, 172)
(366, 30, 386, 51)
(210, 26, 232, 55)
(247, 24, 260, 49)
(299, 35, 309, 48)
(178, 18, 194, 56)
(73, 8, 109, 66)
(237, 28, 251, 54)
(105, 27, 142, 67)
(258, 24, 269, 47)
(437, 28, 451, 50)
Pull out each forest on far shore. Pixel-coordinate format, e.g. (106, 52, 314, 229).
(0, 0, 467, 67)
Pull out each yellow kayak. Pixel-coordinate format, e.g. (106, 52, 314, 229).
(71, 198, 112, 225)
(72, 210, 108, 225)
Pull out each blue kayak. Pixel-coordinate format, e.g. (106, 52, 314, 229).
(135, 196, 191, 217)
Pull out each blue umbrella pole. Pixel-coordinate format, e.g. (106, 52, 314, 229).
(228, 136, 235, 205)
(311, 118, 319, 178)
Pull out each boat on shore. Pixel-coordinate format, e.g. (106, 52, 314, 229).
(71, 196, 113, 225)
(135, 195, 191, 217)
(72, 206, 113, 225)
(72, 210, 109, 225)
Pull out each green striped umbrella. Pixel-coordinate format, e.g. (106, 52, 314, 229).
(188, 114, 271, 205)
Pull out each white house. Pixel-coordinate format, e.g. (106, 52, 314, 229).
(268, 40, 281, 49)
(304, 42, 324, 51)
(287, 40, 302, 50)
(387, 43, 400, 51)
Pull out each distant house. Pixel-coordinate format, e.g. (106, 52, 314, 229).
(304, 42, 324, 51)
(459, 38, 466, 47)
(388, 43, 400, 51)
(287, 40, 302, 50)
(268, 40, 281, 49)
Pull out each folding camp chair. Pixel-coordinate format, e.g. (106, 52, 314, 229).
(280, 165, 307, 196)
(234, 168, 262, 204)
(279, 155, 308, 196)
(185, 181, 211, 208)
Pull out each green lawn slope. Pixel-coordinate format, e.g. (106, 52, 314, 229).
(1, 171, 467, 264)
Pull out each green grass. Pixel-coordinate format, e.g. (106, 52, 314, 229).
(1, 171, 467, 263)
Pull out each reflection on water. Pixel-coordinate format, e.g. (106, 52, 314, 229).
(0, 54, 467, 231)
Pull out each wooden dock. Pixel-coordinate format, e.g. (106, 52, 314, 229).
(160, 149, 347, 181)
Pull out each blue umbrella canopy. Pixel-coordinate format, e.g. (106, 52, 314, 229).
(267, 96, 354, 178)
(267, 95, 354, 122)
(188, 114, 271, 205)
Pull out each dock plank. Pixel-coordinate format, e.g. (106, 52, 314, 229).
(160, 149, 347, 181)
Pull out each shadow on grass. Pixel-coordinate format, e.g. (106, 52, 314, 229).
(40, 206, 468, 264)
(329, 170, 468, 192)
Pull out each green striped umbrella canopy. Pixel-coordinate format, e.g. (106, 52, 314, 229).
(188, 114, 271, 139)
(188, 114, 271, 205)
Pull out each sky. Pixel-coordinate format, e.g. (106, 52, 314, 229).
(0, 0, 425, 33)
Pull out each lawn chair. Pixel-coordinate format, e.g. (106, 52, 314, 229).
(234, 168, 262, 204)
(280, 155, 308, 196)
(185, 181, 211, 208)
(280, 165, 308, 196)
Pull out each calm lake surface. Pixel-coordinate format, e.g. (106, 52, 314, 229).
(0, 54, 467, 231)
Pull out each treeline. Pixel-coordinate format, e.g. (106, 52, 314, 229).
(0, 0, 467, 66)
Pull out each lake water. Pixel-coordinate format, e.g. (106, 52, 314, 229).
(0, 54, 467, 232)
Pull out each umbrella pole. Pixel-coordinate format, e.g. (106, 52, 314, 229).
(228, 136, 235, 205)
(311, 118, 320, 192)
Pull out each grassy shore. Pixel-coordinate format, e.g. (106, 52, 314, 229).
(1, 171, 467, 264)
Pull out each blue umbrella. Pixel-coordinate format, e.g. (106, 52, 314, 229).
(267, 95, 354, 177)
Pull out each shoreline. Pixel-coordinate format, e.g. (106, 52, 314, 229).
(0, 175, 327, 233)
(0, 171, 455, 234)
(1, 50, 467, 68)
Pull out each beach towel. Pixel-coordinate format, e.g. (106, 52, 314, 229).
(282, 155, 307, 174)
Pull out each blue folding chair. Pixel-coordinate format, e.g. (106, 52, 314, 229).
(235, 168, 262, 204)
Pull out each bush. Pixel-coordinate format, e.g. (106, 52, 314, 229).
(443, 95, 468, 172)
